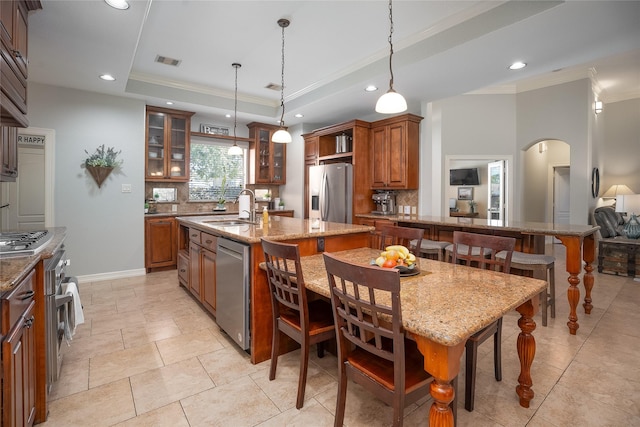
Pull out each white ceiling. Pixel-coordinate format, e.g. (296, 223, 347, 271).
(28, 1, 640, 129)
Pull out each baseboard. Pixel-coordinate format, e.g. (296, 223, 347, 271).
(76, 268, 147, 283)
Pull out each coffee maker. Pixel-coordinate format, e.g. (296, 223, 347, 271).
(372, 191, 397, 215)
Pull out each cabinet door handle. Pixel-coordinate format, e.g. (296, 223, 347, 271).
(19, 290, 35, 301)
(24, 316, 34, 329)
(180, 268, 186, 273)
(205, 239, 213, 244)
(13, 50, 22, 58)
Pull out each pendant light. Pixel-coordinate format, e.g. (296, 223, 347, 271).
(272, 18, 292, 143)
(228, 63, 243, 156)
(375, 0, 407, 114)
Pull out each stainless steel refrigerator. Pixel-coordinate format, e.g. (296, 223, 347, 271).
(308, 163, 353, 223)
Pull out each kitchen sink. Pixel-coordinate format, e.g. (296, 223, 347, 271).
(204, 219, 256, 227)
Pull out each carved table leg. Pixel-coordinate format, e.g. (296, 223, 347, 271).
(516, 297, 538, 408)
(582, 235, 595, 314)
(558, 236, 583, 335)
(413, 337, 465, 427)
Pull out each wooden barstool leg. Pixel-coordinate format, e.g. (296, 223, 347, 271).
(549, 264, 556, 318)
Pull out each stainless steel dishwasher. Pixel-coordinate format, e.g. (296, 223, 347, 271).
(216, 237, 251, 350)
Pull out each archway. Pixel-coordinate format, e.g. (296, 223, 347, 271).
(522, 139, 570, 223)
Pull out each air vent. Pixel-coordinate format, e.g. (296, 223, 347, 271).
(265, 83, 282, 91)
(155, 55, 182, 67)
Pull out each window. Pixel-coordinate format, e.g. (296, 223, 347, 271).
(189, 141, 245, 201)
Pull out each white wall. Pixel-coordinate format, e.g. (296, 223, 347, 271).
(29, 82, 146, 278)
(421, 94, 517, 217)
(516, 79, 592, 224)
(600, 98, 640, 194)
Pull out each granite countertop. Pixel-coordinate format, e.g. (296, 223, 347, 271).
(0, 227, 67, 293)
(146, 209, 294, 218)
(178, 215, 373, 244)
(296, 247, 547, 346)
(356, 213, 600, 237)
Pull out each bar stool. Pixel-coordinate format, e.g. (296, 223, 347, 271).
(411, 239, 450, 260)
(496, 251, 556, 326)
(444, 243, 493, 263)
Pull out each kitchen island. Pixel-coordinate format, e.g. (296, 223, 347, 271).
(176, 215, 373, 363)
(357, 213, 599, 335)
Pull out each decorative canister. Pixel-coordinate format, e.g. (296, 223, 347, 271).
(623, 213, 640, 239)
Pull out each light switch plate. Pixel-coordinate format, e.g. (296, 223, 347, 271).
(121, 184, 132, 193)
(172, 204, 178, 212)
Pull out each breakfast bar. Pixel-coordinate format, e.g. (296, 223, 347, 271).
(357, 214, 600, 335)
(296, 247, 547, 427)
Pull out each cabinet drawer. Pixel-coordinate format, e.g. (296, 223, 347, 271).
(2, 268, 35, 334)
(189, 228, 201, 244)
(201, 233, 217, 252)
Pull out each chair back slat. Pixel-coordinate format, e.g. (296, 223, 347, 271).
(377, 225, 424, 256)
(261, 239, 308, 321)
(452, 231, 515, 273)
(323, 253, 402, 363)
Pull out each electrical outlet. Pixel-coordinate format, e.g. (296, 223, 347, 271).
(121, 184, 132, 193)
(317, 237, 325, 252)
(411, 206, 417, 214)
(404, 206, 411, 215)
(172, 204, 178, 212)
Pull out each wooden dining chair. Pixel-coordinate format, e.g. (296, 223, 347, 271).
(377, 224, 424, 256)
(323, 252, 452, 427)
(261, 238, 336, 409)
(451, 231, 515, 412)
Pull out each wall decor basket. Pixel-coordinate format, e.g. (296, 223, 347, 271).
(86, 165, 114, 188)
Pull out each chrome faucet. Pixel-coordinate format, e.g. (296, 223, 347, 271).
(237, 188, 256, 223)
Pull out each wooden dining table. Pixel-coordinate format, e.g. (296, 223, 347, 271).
(297, 247, 548, 427)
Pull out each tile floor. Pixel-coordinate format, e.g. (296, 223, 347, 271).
(42, 244, 640, 426)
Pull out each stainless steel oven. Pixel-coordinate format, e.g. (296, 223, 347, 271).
(44, 246, 72, 394)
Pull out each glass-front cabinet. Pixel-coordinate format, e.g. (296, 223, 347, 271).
(145, 106, 194, 182)
(247, 122, 286, 184)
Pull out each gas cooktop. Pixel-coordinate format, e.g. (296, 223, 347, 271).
(0, 230, 53, 257)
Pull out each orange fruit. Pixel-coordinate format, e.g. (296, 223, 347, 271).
(382, 259, 397, 268)
(385, 250, 399, 261)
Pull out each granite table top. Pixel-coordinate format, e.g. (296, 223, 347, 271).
(357, 213, 599, 238)
(177, 215, 374, 244)
(0, 227, 67, 293)
(296, 247, 547, 347)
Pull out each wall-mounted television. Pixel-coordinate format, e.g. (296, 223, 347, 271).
(449, 168, 480, 185)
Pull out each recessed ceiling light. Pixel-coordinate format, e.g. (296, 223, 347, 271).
(295, 113, 303, 118)
(225, 114, 231, 118)
(365, 85, 378, 92)
(104, 0, 129, 10)
(166, 101, 174, 105)
(509, 61, 527, 70)
(99, 74, 116, 81)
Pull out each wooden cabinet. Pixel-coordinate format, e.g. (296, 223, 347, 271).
(145, 106, 194, 182)
(0, 0, 41, 128)
(185, 227, 217, 316)
(189, 241, 202, 299)
(370, 114, 422, 190)
(247, 122, 286, 184)
(144, 216, 177, 272)
(2, 268, 36, 427)
(1, 126, 18, 181)
(302, 120, 372, 221)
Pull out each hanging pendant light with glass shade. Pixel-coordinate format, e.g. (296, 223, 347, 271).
(375, 0, 407, 114)
(272, 18, 292, 143)
(228, 63, 244, 156)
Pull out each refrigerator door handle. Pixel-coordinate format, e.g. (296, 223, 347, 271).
(320, 170, 329, 220)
